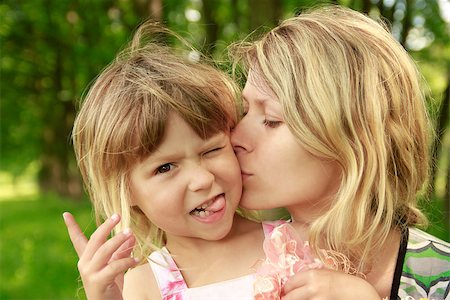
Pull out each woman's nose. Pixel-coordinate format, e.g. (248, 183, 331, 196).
(188, 164, 215, 192)
(231, 117, 251, 155)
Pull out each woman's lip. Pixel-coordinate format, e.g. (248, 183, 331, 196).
(241, 172, 251, 181)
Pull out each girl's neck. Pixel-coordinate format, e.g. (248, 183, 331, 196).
(163, 215, 265, 288)
(164, 214, 251, 255)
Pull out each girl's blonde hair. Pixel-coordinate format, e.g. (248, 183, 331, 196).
(231, 6, 430, 271)
(72, 23, 239, 259)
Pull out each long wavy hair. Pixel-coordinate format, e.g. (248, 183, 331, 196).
(72, 23, 239, 259)
(231, 6, 430, 271)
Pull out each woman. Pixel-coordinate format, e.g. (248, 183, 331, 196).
(231, 6, 450, 299)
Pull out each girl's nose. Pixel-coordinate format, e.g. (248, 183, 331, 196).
(188, 164, 215, 192)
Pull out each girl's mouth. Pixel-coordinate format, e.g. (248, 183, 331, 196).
(190, 194, 226, 222)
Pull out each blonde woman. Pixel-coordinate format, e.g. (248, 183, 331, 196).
(231, 6, 450, 299)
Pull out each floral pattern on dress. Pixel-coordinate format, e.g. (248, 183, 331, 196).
(253, 223, 323, 299)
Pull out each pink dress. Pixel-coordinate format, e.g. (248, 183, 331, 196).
(148, 221, 328, 300)
(147, 221, 285, 300)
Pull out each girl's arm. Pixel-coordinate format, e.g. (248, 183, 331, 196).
(63, 212, 138, 300)
(282, 269, 382, 300)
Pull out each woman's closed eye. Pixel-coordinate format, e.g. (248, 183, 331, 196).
(263, 119, 282, 128)
(155, 163, 175, 174)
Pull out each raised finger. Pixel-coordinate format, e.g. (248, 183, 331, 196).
(63, 212, 88, 257)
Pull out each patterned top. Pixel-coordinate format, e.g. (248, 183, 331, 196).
(392, 228, 450, 300)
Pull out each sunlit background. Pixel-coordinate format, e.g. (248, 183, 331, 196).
(1, 0, 449, 299)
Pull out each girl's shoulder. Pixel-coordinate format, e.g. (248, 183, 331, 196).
(123, 260, 161, 300)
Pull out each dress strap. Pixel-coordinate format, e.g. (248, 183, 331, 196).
(148, 247, 187, 300)
(389, 227, 408, 300)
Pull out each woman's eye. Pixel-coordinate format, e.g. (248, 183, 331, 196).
(156, 163, 173, 174)
(263, 119, 282, 128)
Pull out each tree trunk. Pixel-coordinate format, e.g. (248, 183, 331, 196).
(400, 0, 413, 47)
(361, 0, 372, 14)
(429, 65, 450, 196)
(38, 48, 80, 198)
(247, 0, 282, 33)
(37, 1, 82, 199)
(202, 0, 220, 57)
(379, 0, 395, 26)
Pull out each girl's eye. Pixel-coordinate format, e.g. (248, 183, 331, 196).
(263, 119, 282, 128)
(156, 163, 174, 174)
(206, 147, 223, 154)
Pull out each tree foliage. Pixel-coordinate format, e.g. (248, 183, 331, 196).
(1, 0, 448, 204)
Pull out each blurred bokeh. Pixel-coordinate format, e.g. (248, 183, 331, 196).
(1, 0, 449, 299)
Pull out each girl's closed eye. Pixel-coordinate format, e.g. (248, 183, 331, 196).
(205, 146, 225, 155)
(155, 163, 175, 174)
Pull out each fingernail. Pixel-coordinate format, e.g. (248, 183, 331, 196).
(111, 214, 119, 222)
(123, 228, 132, 236)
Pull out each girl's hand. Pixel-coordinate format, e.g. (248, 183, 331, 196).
(63, 212, 138, 300)
(282, 269, 381, 300)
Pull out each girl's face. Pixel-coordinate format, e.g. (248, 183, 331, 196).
(231, 72, 341, 223)
(129, 112, 242, 243)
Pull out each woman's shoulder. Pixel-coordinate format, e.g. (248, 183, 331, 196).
(408, 228, 450, 250)
(404, 228, 450, 272)
(397, 228, 450, 299)
(123, 259, 161, 300)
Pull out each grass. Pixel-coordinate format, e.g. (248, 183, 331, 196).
(0, 194, 95, 300)
(0, 193, 448, 300)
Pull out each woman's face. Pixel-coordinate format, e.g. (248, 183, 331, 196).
(231, 71, 341, 222)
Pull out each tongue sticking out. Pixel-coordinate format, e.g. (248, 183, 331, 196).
(205, 195, 225, 212)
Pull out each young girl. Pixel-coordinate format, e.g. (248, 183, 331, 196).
(231, 6, 450, 300)
(63, 24, 267, 299)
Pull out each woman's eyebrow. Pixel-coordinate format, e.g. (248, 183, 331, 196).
(241, 94, 268, 105)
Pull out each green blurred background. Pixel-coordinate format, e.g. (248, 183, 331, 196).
(1, 0, 449, 299)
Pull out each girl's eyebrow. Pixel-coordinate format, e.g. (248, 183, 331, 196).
(141, 149, 181, 166)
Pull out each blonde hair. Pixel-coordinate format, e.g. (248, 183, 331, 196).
(231, 6, 430, 271)
(72, 23, 239, 259)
